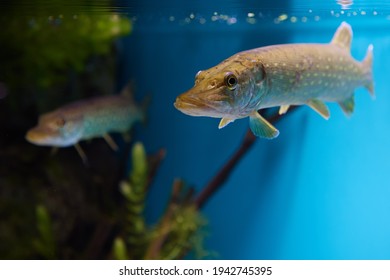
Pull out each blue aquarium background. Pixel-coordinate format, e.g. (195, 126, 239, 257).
(121, 0, 390, 259)
(1, 0, 389, 260)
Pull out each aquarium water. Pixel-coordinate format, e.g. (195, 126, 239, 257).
(122, 0, 390, 259)
(1, 0, 390, 260)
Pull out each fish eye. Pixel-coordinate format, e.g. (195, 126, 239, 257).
(224, 72, 238, 90)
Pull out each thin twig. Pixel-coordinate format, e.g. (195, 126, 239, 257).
(193, 107, 298, 209)
(84, 217, 114, 259)
(144, 179, 183, 259)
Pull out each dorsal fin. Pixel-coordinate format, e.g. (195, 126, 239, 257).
(330, 21, 352, 52)
(119, 81, 135, 103)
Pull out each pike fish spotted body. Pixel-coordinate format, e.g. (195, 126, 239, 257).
(26, 87, 144, 162)
(174, 22, 374, 138)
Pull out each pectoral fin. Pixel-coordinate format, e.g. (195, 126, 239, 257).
(307, 99, 330, 120)
(218, 117, 234, 129)
(338, 95, 354, 116)
(74, 143, 88, 165)
(103, 133, 118, 151)
(279, 105, 290, 115)
(249, 111, 279, 139)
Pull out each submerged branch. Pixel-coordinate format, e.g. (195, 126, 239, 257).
(144, 179, 183, 259)
(193, 107, 298, 209)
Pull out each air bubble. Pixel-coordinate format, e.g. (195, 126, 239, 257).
(278, 14, 288, 21)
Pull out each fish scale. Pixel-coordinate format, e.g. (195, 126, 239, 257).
(257, 44, 367, 108)
(174, 22, 374, 139)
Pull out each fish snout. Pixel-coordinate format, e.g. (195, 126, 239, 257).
(174, 90, 215, 117)
(25, 128, 44, 145)
(25, 127, 58, 146)
(174, 86, 233, 118)
(174, 93, 200, 110)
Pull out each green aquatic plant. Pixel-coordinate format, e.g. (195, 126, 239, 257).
(0, 0, 131, 89)
(113, 142, 208, 260)
(33, 204, 57, 259)
(147, 193, 208, 260)
(117, 142, 148, 259)
(112, 237, 129, 260)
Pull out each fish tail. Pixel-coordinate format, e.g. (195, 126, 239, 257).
(362, 44, 374, 98)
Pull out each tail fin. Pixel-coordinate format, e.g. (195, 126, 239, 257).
(362, 44, 374, 98)
(120, 80, 150, 124)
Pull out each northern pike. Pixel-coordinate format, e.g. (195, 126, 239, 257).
(174, 22, 374, 138)
(26, 86, 144, 162)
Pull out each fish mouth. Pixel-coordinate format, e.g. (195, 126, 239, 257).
(25, 127, 71, 147)
(174, 88, 228, 118)
(25, 128, 53, 145)
(174, 95, 208, 116)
